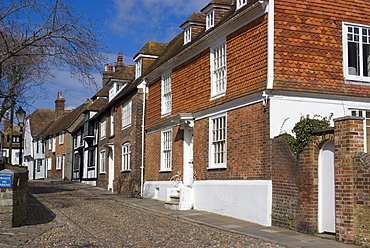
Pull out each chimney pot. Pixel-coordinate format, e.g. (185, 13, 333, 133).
(117, 53, 123, 63)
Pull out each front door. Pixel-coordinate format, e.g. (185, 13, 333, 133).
(183, 128, 194, 187)
(318, 140, 335, 233)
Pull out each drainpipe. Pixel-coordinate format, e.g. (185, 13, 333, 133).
(266, 0, 274, 89)
(140, 79, 147, 197)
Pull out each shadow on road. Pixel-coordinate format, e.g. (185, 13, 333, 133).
(22, 193, 56, 226)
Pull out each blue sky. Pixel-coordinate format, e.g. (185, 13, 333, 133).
(30, 0, 210, 112)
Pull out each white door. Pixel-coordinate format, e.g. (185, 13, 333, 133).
(108, 148, 114, 192)
(318, 140, 335, 233)
(183, 129, 194, 187)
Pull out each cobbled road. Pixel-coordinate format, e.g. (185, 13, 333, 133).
(21, 180, 284, 248)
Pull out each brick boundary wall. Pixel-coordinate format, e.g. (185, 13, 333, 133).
(271, 135, 299, 230)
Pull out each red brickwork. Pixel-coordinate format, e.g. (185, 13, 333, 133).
(144, 126, 183, 182)
(297, 131, 334, 234)
(274, 0, 370, 97)
(97, 91, 143, 197)
(334, 116, 364, 243)
(352, 152, 370, 247)
(271, 135, 299, 229)
(146, 15, 268, 131)
(194, 103, 270, 180)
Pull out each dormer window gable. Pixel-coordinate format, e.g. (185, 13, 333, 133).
(180, 13, 206, 45)
(133, 54, 159, 79)
(201, 2, 232, 31)
(108, 79, 129, 102)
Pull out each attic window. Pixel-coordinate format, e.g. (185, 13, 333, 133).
(184, 27, 191, 44)
(135, 58, 142, 79)
(237, 0, 247, 9)
(206, 10, 214, 30)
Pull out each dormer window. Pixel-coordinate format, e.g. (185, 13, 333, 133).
(206, 10, 214, 30)
(237, 0, 247, 9)
(184, 27, 191, 44)
(135, 58, 142, 79)
(108, 80, 128, 102)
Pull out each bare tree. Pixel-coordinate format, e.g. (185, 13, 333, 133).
(0, 0, 107, 121)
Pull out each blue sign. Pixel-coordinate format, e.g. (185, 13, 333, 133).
(0, 173, 12, 188)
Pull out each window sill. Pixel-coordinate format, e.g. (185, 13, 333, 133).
(121, 169, 131, 173)
(99, 172, 106, 175)
(122, 124, 131, 130)
(159, 169, 172, 173)
(207, 165, 227, 170)
(345, 78, 370, 85)
(210, 92, 226, 101)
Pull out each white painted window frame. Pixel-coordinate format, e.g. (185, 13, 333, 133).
(122, 142, 131, 171)
(122, 99, 132, 129)
(184, 27, 191, 44)
(160, 129, 172, 172)
(100, 150, 106, 173)
(161, 72, 172, 116)
(208, 113, 227, 169)
(100, 117, 106, 139)
(52, 136, 56, 153)
(59, 133, 64, 145)
(343, 22, 370, 83)
(210, 41, 227, 98)
(135, 58, 142, 79)
(47, 157, 52, 171)
(56, 154, 63, 170)
(237, 0, 247, 9)
(110, 108, 114, 137)
(206, 10, 214, 30)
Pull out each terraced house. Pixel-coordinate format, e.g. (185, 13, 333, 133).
(20, 0, 370, 246)
(137, 0, 370, 246)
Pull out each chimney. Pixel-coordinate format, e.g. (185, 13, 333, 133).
(55, 92, 66, 117)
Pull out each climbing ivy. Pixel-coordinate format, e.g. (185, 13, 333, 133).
(285, 114, 332, 155)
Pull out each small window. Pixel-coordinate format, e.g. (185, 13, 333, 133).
(47, 157, 52, 171)
(237, 0, 247, 9)
(110, 108, 114, 137)
(184, 27, 191, 44)
(122, 143, 131, 171)
(135, 58, 142, 79)
(211, 42, 227, 98)
(56, 154, 63, 170)
(161, 72, 172, 116)
(122, 100, 132, 128)
(209, 114, 227, 169)
(100, 150, 106, 173)
(160, 129, 172, 171)
(101, 117, 106, 139)
(206, 10, 214, 30)
(344, 23, 370, 81)
(36, 159, 42, 172)
(48, 138, 51, 150)
(52, 136, 56, 152)
(59, 133, 64, 145)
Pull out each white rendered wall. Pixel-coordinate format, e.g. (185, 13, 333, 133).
(269, 94, 370, 138)
(143, 180, 272, 226)
(193, 180, 272, 226)
(143, 181, 176, 201)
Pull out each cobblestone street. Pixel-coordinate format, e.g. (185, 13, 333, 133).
(17, 180, 284, 248)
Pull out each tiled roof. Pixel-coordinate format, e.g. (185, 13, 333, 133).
(41, 101, 93, 136)
(180, 12, 206, 29)
(86, 97, 108, 112)
(94, 85, 109, 98)
(134, 42, 168, 59)
(113, 65, 135, 81)
(27, 109, 56, 136)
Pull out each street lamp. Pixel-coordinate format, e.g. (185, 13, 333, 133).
(16, 107, 26, 165)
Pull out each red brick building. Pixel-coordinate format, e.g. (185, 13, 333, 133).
(139, 0, 370, 245)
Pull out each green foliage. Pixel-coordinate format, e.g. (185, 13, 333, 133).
(286, 114, 332, 155)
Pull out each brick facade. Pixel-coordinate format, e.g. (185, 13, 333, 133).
(97, 90, 143, 197)
(274, 0, 370, 97)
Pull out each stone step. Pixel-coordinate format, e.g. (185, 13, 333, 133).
(164, 200, 179, 210)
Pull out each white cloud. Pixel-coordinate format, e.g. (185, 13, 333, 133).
(108, 0, 210, 43)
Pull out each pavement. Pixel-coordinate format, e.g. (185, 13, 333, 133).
(0, 180, 360, 248)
